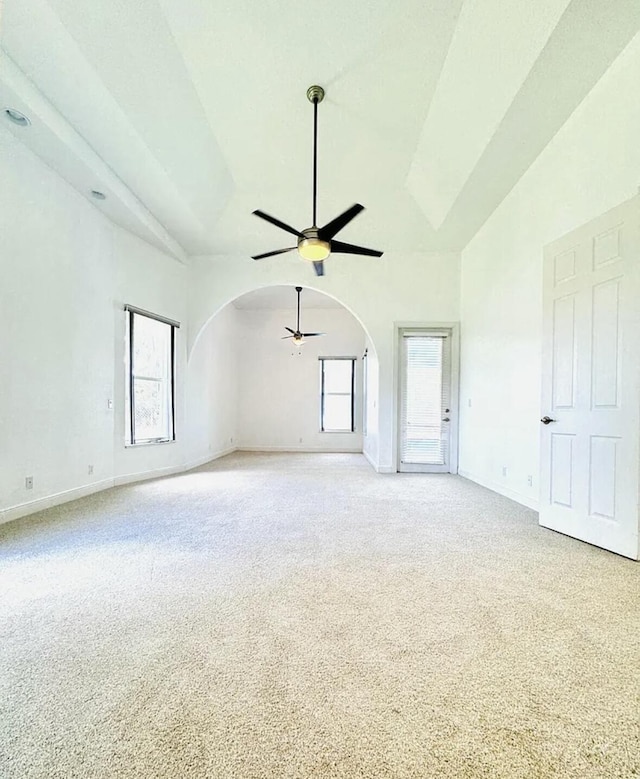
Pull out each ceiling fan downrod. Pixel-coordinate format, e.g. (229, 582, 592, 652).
(296, 285, 302, 331)
(306, 85, 325, 229)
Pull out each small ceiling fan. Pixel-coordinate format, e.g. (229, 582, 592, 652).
(283, 286, 325, 346)
(251, 85, 383, 277)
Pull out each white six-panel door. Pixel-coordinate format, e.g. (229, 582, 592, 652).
(540, 196, 640, 559)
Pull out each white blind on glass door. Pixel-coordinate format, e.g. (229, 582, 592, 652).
(400, 333, 450, 465)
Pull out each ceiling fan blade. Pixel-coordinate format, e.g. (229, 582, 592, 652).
(284, 327, 295, 334)
(330, 240, 383, 257)
(318, 204, 365, 240)
(302, 333, 325, 337)
(252, 247, 296, 260)
(253, 210, 305, 239)
(312, 261, 325, 277)
(281, 335, 295, 340)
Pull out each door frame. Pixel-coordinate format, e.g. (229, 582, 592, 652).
(394, 322, 460, 474)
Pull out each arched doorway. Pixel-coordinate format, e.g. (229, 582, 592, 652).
(185, 284, 380, 467)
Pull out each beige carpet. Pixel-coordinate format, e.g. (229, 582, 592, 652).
(1, 452, 639, 778)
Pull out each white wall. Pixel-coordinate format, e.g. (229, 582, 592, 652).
(236, 307, 365, 452)
(186, 303, 238, 464)
(0, 124, 193, 521)
(189, 252, 460, 471)
(0, 125, 115, 515)
(459, 31, 640, 508)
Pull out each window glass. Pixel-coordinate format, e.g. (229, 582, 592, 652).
(133, 315, 170, 379)
(323, 359, 353, 393)
(320, 358, 355, 432)
(126, 310, 176, 445)
(323, 394, 352, 431)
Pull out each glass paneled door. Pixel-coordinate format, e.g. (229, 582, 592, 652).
(399, 330, 453, 473)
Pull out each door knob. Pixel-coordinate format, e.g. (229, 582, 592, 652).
(442, 417, 450, 422)
(540, 416, 556, 425)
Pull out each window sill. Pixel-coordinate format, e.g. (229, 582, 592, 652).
(320, 430, 357, 434)
(125, 439, 176, 448)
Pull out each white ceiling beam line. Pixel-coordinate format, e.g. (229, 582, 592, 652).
(407, 0, 573, 231)
(434, 0, 640, 250)
(0, 49, 187, 263)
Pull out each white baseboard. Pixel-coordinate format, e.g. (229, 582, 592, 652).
(114, 446, 239, 486)
(1, 477, 115, 526)
(363, 448, 378, 471)
(377, 465, 396, 474)
(183, 446, 236, 472)
(237, 446, 363, 454)
(0, 447, 239, 526)
(113, 464, 184, 487)
(458, 469, 540, 511)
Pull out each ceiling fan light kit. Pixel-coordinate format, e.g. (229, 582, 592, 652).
(251, 85, 383, 276)
(298, 230, 330, 262)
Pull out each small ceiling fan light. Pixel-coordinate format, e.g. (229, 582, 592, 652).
(298, 238, 330, 261)
(293, 335, 305, 346)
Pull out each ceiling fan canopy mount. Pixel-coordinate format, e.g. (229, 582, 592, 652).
(306, 85, 325, 104)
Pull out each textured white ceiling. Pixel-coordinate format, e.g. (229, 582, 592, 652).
(1, 0, 639, 261)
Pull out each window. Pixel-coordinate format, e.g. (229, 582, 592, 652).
(125, 306, 178, 445)
(320, 358, 355, 432)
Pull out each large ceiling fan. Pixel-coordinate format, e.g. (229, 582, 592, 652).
(283, 286, 325, 347)
(251, 85, 383, 277)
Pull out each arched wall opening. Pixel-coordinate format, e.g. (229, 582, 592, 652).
(185, 284, 380, 467)
(188, 282, 379, 363)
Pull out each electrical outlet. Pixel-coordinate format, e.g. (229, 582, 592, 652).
(527, 475, 533, 487)
(25, 476, 33, 490)
(299, 437, 303, 443)
(107, 399, 113, 409)
(230, 437, 234, 444)
(88, 465, 94, 475)
(502, 466, 508, 477)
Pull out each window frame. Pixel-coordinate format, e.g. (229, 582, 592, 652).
(125, 306, 178, 446)
(319, 357, 356, 433)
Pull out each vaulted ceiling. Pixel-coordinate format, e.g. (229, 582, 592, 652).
(2, 0, 639, 263)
